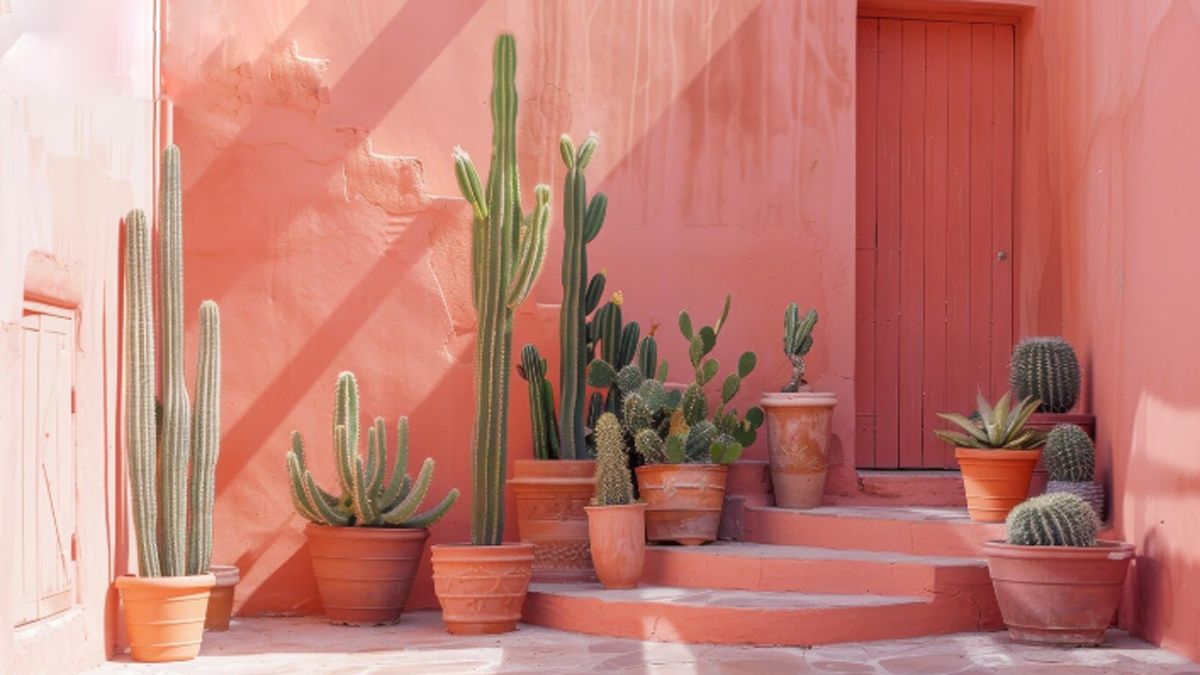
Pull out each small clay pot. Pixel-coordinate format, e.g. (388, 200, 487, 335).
(956, 448, 1041, 522)
(762, 392, 837, 509)
(585, 503, 647, 589)
(304, 523, 428, 626)
(115, 573, 214, 663)
(983, 539, 1134, 646)
(430, 542, 535, 635)
(635, 464, 728, 545)
(508, 459, 596, 582)
(204, 564, 241, 631)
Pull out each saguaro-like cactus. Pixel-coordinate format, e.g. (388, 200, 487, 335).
(125, 208, 160, 577)
(1010, 337, 1081, 414)
(591, 413, 634, 506)
(454, 34, 551, 546)
(186, 301, 221, 575)
(782, 304, 818, 393)
(518, 345, 559, 460)
(1005, 493, 1098, 547)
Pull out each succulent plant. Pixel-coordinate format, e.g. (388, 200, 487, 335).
(934, 392, 1045, 450)
(286, 372, 459, 528)
(124, 145, 222, 578)
(591, 413, 635, 506)
(1005, 493, 1098, 547)
(1010, 337, 1081, 414)
(1044, 424, 1095, 482)
(517, 345, 559, 460)
(454, 34, 551, 545)
(782, 303, 818, 393)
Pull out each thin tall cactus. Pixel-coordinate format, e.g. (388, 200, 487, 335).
(454, 34, 551, 546)
(186, 302, 221, 575)
(125, 208, 160, 577)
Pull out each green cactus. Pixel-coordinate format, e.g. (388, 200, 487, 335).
(122, 145, 223, 578)
(782, 303, 818, 393)
(286, 372, 459, 528)
(454, 34, 551, 546)
(1044, 424, 1095, 482)
(591, 413, 635, 506)
(517, 345, 559, 460)
(1010, 337, 1081, 414)
(1005, 493, 1098, 547)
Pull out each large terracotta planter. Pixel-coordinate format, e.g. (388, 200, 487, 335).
(203, 564, 241, 631)
(635, 464, 728, 545)
(304, 523, 428, 626)
(115, 573, 214, 663)
(955, 448, 1041, 522)
(430, 542, 535, 635)
(585, 503, 647, 589)
(1027, 413, 1096, 495)
(983, 540, 1134, 645)
(508, 459, 595, 581)
(762, 392, 837, 509)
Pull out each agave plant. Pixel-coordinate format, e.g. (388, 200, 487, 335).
(934, 392, 1045, 449)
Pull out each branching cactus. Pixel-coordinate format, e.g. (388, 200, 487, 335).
(123, 145, 222, 578)
(1010, 337, 1081, 414)
(516, 345, 560, 460)
(1005, 493, 1098, 547)
(454, 34, 551, 545)
(782, 303, 818, 393)
(591, 413, 635, 506)
(286, 373, 459, 528)
(1044, 424, 1095, 482)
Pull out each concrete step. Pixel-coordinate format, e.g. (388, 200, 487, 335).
(522, 582, 996, 647)
(744, 505, 1005, 557)
(828, 470, 968, 507)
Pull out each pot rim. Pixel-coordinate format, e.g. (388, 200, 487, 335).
(761, 391, 838, 408)
(584, 502, 648, 513)
(303, 522, 431, 539)
(634, 463, 730, 473)
(955, 446, 1043, 459)
(209, 564, 241, 586)
(114, 573, 216, 590)
(982, 539, 1135, 559)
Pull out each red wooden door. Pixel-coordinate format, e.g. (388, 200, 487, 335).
(855, 18, 1015, 469)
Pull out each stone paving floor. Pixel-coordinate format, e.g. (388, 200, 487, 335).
(91, 611, 1200, 674)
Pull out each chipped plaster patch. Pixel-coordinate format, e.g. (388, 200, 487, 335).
(343, 135, 431, 215)
(267, 42, 330, 112)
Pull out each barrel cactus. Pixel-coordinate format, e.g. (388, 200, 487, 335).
(782, 303, 818, 392)
(591, 413, 635, 506)
(124, 145, 222, 578)
(1005, 493, 1098, 547)
(1010, 337, 1081, 414)
(1044, 424, 1095, 482)
(286, 372, 459, 528)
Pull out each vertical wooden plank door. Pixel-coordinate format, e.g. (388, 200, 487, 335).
(855, 17, 1015, 469)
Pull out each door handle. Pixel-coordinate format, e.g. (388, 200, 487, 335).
(996, 250, 1008, 262)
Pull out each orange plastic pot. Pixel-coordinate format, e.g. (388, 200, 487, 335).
(762, 392, 837, 509)
(983, 540, 1134, 645)
(304, 523, 428, 625)
(508, 459, 595, 581)
(430, 542, 535, 635)
(203, 564, 241, 631)
(585, 503, 647, 589)
(635, 464, 728, 545)
(955, 448, 1041, 522)
(115, 573, 214, 663)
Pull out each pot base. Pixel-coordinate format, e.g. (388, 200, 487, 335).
(431, 543, 535, 635)
(116, 574, 214, 663)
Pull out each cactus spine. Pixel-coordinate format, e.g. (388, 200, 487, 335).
(454, 34, 551, 545)
(1005, 493, 1098, 547)
(782, 303, 818, 393)
(591, 413, 635, 506)
(1043, 424, 1095, 482)
(123, 145, 222, 578)
(1010, 337, 1081, 414)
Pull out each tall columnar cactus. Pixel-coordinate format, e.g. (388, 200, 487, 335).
(454, 34, 551, 546)
(1044, 424, 1095, 482)
(1005, 493, 1098, 547)
(782, 303, 818, 393)
(517, 345, 559, 460)
(286, 372, 459, 527)
(123, 145, 222, 578)
(1010, 337, 1081, 414)
(591, 413, 635, 506)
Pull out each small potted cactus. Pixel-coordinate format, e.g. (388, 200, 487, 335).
(1043, 424, 1104, 519)
(983, 493, 1134, 645)
(286, 372, 458, 625)
(934, 393, 1044, 522)
(584, 413, 646, 589)
(760, 304, 837, 509)
(116, 146, 223, 663)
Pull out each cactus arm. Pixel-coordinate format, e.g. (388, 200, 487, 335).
(332, 373, 359, 493)
(301, 471, 352, 527)
(558, 135, 588, 460)
(380, 458, 437, 525)
(506, 185, 550, 308)
(349, 455, 378, 526)
(286, 452, 325, 524)
(186, 301, 221, 575)
(399, 489, 461, 529)
(379, 417, 410, 506)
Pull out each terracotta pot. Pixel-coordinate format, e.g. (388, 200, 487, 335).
(304, 523, 428, 625)
(955, 448, 1041, 522)
(1046, 480, 1106, 521)
(203, 564, 241, 631)
(508, 459, 595, 581)
(585, 503, 647, 589)
(983, 540, 1134, 645)
(635, 464, 728, 545)
(115, 573, 214, 663)
(430, 542, 535, 635)
(1027, 413, 1096, 495)
(762, 392, 837, 509)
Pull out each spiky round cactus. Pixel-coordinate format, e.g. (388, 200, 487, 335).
(1005, 493, 1098, 547)
(591, 413, 634, 506)
(1043, 424, 1094, 482)
(1010, 337, 1081, 414)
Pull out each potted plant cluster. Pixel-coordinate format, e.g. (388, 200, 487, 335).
(585, 412, 646, 588)
(762, 304, 837, 509)
(983, 493, 1134, 645)
(934, 393, 1044, 522)
(1043, 424, 1105, 519)
(285, 372, 459, 625)
(116, 146, 226, 663)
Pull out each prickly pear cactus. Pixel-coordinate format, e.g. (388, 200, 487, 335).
(1009, 337, 1081, 414)
(1005, 493, 1098, 547)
